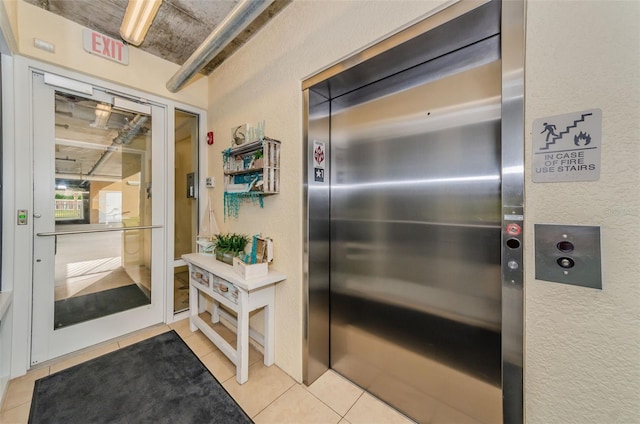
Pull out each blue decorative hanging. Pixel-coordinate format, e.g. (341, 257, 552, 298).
(249, 235, 259, 264)
(222, 147, 232, 168)
(224, 192, 264, 220)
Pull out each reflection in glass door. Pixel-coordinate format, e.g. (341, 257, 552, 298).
(52, 90, 151, 327)
(31, 73, 165, 364)
(173, 110, 198, 314)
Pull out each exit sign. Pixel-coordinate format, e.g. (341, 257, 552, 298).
(82, 29, 129, 65)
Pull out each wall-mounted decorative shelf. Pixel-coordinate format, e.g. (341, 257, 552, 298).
(223, 138, 281, 194)
(222, 137, 281, 219)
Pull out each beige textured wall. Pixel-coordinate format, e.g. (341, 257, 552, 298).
(14, 1, 207, 108)
(524, 1, 639, 423)
(0, 0, 19, 50)
(207, 0, 450, 381)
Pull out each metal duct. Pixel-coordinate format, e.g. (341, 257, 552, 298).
(166, 0, 275, 93)
(83, 114, 148, 184)
(84, 145, 117, 182)
(113, 114, 148, 145)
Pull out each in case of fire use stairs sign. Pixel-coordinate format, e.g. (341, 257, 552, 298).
(532, 109, 602, 183)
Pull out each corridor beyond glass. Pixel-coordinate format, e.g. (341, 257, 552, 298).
(52, 91, 153, 328)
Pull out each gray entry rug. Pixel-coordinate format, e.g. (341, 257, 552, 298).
(54, 284, 150, 329)
(28, 330, 253, 424)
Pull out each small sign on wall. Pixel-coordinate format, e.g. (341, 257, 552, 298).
(313, 140, 326, 183)
(532, 109, 601, 183)
(82, 29, 129, 65)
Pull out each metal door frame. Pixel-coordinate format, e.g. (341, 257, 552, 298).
(30, 71, 167, 365)
(6, 56, 207, 376)
(302, 0, 525, 422)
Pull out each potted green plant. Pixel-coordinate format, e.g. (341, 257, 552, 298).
(215, 233, 250, 265)
(214, 233, 230, 262)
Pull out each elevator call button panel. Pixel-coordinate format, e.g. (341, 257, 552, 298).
(534, 224, 602, 289)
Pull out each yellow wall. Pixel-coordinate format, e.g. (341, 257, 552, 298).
(14, 0, 207, 108)
(88, 176, 140, 225)
(524, 1, 639, 422)
(0, 0, 18, 51)
(207, 0, 640, 421)
(89, 181, 112, 224)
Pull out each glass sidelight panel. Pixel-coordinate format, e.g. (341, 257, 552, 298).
(173, 264, 190, 314)
(52, 91, 153, 329)
(173, 110, 198, 314)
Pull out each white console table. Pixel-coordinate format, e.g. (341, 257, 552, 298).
(182, 253, 286, 384)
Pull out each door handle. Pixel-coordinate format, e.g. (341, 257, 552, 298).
(34, 213, 42, 218)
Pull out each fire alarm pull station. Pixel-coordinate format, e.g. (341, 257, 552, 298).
(534, 224, 602, 289)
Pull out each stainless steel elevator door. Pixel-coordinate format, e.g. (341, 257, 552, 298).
(330, 60, 503, 424)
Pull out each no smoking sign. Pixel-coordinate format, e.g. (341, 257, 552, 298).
(313, 140, 326, 183)
(313, 140, 325, 168)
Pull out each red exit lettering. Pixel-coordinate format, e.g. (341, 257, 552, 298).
(83, 29, 128, 65)
(91, 32, 123, 62)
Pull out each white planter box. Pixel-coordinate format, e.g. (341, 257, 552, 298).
(233, 257, 268, 279)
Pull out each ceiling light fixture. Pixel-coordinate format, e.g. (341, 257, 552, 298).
(91, 103, 112, 129)
(120, 0, 163, 46)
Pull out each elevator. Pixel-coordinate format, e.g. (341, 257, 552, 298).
(303, 1, 524, 423)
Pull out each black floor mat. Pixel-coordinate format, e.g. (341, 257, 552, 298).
(54, 284, 151, 328)
(29, 331, 253, 424)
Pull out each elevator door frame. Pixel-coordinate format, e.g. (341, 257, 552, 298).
(302, 0, 525, 422)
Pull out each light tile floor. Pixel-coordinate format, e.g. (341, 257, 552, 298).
(0, 319, 416, 424)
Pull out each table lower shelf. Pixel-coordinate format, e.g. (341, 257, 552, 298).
(190, 314, 238, 366)
(188, 288, 275, 385)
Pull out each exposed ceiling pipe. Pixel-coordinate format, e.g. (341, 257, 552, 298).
(166, 0, 275, 93)
(57, 173, 123, 183)
(84, 147, 116, 183)
(82, 114, 148, 185)
(113, 114, 148, 145)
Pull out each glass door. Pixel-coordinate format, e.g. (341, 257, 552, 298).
(31, 72, 166, 365)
